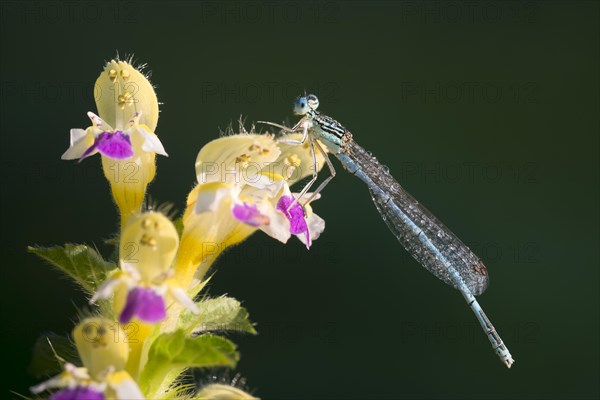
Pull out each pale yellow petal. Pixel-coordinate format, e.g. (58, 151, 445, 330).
(72, 318, 129, 380)
(270, 133, 327, 186)
(95, 60, 159, 132)
(175, 184, 256, 288)
(101, 150, 156, 227)
(195, 134, 281, 185)
(119, 212, 179, 283)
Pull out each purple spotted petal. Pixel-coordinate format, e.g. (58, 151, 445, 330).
(119, 287, 166, 324)
(80, 131, 133, 161)
(232, 202, 269, 227)
(276, 195, 311, 248)
(51, 387, 105, 400)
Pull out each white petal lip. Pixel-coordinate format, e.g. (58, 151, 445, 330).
(168, 285, 200, 314)
(69, 128, 87, 146)
(87, 111, 113, 131)
(30, 363, 90, 394)
(307, 213, 325, 241)
(195, 185, 232, 214)
(259, 211, 291, 244)
(110, 377, 145, 400)
(246, 174, 284, 198)
(297, 232, 311, 249)
(90, 276, 124, 304)
(61, 129, 92, 160)
(65, 363, 91, 379)
(64, 111, 167, 161)
(90, 267, 138, 304)
(30, 375, 62, 394)
(121, 262, 141, 281)
(138, 125, 168, 156)
(152, 284, 168, 296)
(298, 213, 325, 248)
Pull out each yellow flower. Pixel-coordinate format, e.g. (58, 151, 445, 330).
(31, 317, 145, 399)
(73, 318, 129, 379)
(174, 132, 326, 289)
(90, 212, 200, 378)
(62, 59, 166, 228)
(91, 212, 198, 324)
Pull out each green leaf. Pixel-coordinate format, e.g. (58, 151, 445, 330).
(179, 297, 257, 335)
(140, 330, 239, 396)
(28, 244, 116, 293)
(28, 333, 79, 378)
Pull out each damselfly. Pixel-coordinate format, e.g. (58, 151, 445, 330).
(259, 94, 515, 368)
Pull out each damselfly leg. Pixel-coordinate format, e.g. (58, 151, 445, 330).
(257, 119, 336, 209)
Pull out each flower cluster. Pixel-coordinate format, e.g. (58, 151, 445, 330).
(62, 60, 165, 228)
(29, 58, 327, 400)
(175, 131, 325, 288)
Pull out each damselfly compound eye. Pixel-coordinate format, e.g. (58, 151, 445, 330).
(294, 96, 310, 115)
(306, 94, 319, 110)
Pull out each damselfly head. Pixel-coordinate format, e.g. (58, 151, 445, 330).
(293, 96, 309, 115)
(294, 94, 319, 115)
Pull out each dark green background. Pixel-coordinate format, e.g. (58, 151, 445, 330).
(1, 1, 598, 399)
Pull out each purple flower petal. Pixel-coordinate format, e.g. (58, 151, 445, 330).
(232, 202, 269, 227)
(80, 131, 133, 161)
(276, 195, 311, 248)
(51, 387, 105, 400)
(119, 286, 166, 324)
(96, 131, 134, 159)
